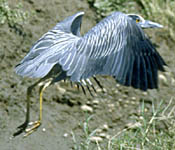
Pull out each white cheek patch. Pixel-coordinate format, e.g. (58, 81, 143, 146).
(139, 16, 145, 23)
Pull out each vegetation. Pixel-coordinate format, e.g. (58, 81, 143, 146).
(88, 0, 175, 42)
(0, 0, 29, 27)
(72, 99, 175, 150)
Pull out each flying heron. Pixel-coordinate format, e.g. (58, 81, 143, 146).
(13, 11, 166, 137)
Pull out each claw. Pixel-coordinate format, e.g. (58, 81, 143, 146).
(86, 79, 97, 93)
(76, 83, 80, 90)
(13, 120, 41, 137)
(70, 81, 73, 87)
(79, 83, 86, 95)
(24, 121, 41, 137)
(93, 76, 104, 92)
(81, 79, 94, 97)
(86, 85, 94, 97)
(73, 82, 80, 90)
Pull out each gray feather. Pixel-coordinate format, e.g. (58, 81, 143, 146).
(15, 12, 83, 78)
(16, 11, 165, 91)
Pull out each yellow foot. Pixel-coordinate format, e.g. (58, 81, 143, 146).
(13, 120, 41, 137)
(23, 121, 41, 137)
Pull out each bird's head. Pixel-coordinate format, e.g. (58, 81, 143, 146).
(127, 14, 163, 29)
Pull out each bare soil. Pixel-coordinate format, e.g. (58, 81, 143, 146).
(0, 0, 174, 150)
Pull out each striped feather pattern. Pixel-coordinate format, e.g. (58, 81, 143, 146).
(15, 12, 166, 90)
(63, 12, 165, 90)
(15, 30, 80, 78)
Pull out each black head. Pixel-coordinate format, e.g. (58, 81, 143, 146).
(127, 14, 163, 29)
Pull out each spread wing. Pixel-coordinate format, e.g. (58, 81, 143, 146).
(16, 11, 166, 91)
(15, 12, 84, 78)
(58, 12, 166, 90)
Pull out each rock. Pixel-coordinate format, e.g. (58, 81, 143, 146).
(96, 88, 107, 93)
(131, 97, 136, 100)
(171, 77, 175, 85)
(92, 99, 99, 105)
(42, 128, 46, 132)
(81, 105, 93, 113)
(89, 136, 103, 142)
(125, 122, 142, 129)
(99, 133, 107, 138)
(122, 94, 128, 99)
(116, 84, 120, 87)
(118, 98, 123, 102)
(159, 74, 167, 83)
(102, 124, 109, 131)
(96, 128, 103, 133)
(108, 103, 114, 108)
(114, 89, 119, 94)
(142, 92, 147, 96)
(56, 85, 66, 94)
(63, 133, 68, 137)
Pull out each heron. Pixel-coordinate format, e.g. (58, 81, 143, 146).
(13, 11, 166, 137)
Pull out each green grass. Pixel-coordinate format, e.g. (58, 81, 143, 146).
(138, 0, 175, 43)
(72, 99, 175, 150)
(88, 0, 175, 43)
(72, 115, 99, 150)
(0, 0, 29, 27)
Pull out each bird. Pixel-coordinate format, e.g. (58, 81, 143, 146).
(13, 11, 166, 137)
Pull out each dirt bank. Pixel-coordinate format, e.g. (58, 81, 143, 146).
(0, 0, 174, 149)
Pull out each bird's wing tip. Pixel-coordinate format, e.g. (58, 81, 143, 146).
(76, 11, 85, 17)
(78, 11, 85, 15)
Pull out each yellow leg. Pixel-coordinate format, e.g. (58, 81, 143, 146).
(24, 81, 51, 137)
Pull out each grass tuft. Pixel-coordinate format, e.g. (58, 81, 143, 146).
(0, 0, 29, 27)
(72, 99, 175, 150)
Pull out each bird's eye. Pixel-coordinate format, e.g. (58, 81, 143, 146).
(136, 19, 140, 23)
